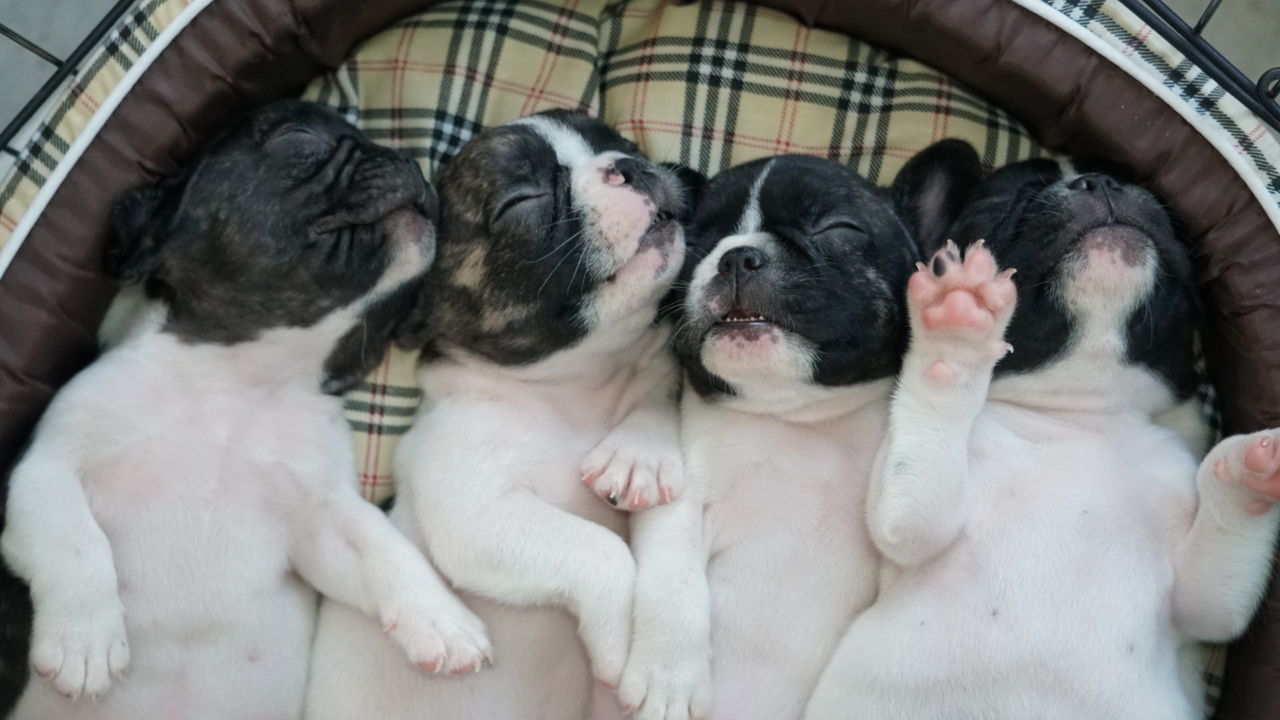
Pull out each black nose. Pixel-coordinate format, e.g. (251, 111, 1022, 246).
(718, 246, 768, 282)
(1068, 173, 1122, 193)
(612, 157, 646, 185)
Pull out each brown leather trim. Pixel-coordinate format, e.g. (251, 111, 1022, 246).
(2, 0, 1278, 716)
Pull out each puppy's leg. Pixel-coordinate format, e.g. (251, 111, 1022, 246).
(407, 404, 636, 686)
(0, 448, 129, 700)
(618, 483, 712, 720)
(581, 331, 684, 511)
(289, 484, 491, 675)
(869, 241, 1016, 568)
(1172, 428, 1280, 641)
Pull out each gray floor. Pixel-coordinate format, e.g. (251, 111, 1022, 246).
(0, 0, 118, 142)
(0, 0, 1277, 143)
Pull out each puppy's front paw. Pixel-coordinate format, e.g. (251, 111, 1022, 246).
(1207, 429, 1280, 516)
(619, 644, 710, 720)
(382, 593, 493, 675)
(581, 424, 683, 511)
(908, 240, 1016, 383)
(31, 598, 129, 700)
(576, 569, 635, 688)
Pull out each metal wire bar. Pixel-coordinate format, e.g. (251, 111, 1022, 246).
(0, 23, 62, 67)
(1191, 0, 1222, 36)
(1119, 0, 1280, 132)
(0, 0, 137, 152)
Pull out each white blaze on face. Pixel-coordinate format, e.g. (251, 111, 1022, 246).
(511, 115, 656, 276)
(734, 159, 774, 236)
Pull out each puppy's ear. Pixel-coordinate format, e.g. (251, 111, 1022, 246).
(323, 279, 425, 395)
(659, 162, 708, 222)
(106, 182, 176, 284)
(891, 139, 983, 254)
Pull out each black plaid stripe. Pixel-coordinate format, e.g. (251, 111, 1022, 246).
(681, 5, 754, 176)
(829, 42, 897, 179)
(0, 0, 166, 212)
(311, 0, 600, 178)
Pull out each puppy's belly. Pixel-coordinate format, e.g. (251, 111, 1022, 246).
(26, 456, 317, 718)
(817, 428, 1198, 720)
(697, 416, 879, 720)
(309, 590, 592, 720)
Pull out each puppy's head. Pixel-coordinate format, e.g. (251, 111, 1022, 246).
(106, 99, 437, 393)
(673, 155, 919, 403)
(916, 140, 1198, 407)
(410, 109, 690, 364)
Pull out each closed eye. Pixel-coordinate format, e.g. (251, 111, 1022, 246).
(266, 125, 332, 154)
(493, 191, 550, 222)
(817, 220, 866, 235)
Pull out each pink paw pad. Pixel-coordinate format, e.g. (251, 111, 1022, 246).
(1243, 435, 1278, 474)
(910, 240, 1017, 336)
(925, 359, 957, 386)
(417, 659, 442, 673)
(1233, 433, 1280, 507)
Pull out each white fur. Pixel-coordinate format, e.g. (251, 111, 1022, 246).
(2, 241, 492, 719)
(306, 124, 684, 720)
(620, 237, 887, 720)
(733, 160, 773, 235)
(807, 254, 1279, 720)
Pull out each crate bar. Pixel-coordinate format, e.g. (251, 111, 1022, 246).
(1119, 0, 1280, 132)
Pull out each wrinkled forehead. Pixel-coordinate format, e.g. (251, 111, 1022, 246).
(508, 113, 639, 168)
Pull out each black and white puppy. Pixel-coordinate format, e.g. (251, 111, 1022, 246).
(806, 141, 1280, 719)
(307, 109, 691, 720)
(619, 155, 927, 720)
(1, 100, 490, 720)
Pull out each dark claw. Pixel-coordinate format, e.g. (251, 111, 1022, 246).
(607, 493, 619, 506)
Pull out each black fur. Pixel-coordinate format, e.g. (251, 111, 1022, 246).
(402, 109, 691, 365)
(671, 155, 921, 397)
(108, 100, 438, 396)
(910, 140, 1199, 397)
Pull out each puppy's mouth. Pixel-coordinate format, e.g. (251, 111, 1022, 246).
(712, 307, 777, 334)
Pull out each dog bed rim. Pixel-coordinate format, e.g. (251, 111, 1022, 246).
(1, 0, 1278, 285)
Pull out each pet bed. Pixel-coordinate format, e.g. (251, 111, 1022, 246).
(0, 0, 1278, 716)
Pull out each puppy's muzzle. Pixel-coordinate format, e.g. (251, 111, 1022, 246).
(309, 138, 435, 236)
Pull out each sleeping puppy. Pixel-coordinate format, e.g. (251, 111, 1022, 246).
(805, 141, 1280, 720)
(618, 154, 929, 720)
(1, 100, 490, 720)
(306, 109, 691, 720)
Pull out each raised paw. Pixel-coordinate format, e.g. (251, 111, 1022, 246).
(909, 240, 1016, 343)
(382, 594, 493, 676)
(581, 423, 684, 511)
(31, 600, 130, 700)
(1209, 429, 1280, 515)
(618, 645, 711, 720)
